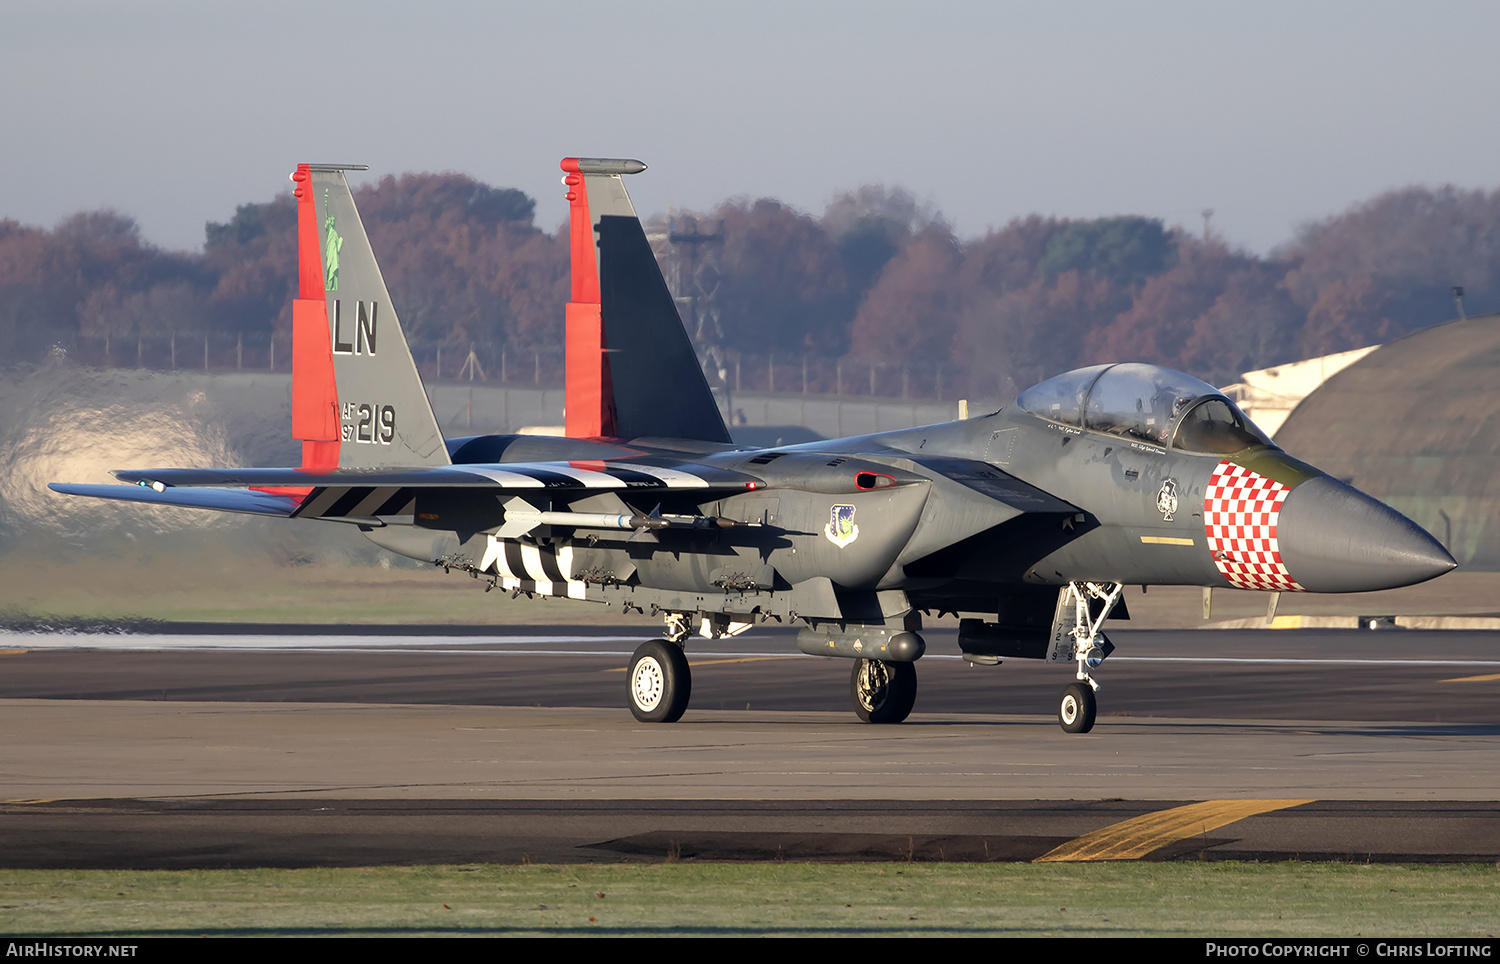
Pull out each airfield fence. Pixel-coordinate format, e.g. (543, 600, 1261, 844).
(60, 333, 964, 401)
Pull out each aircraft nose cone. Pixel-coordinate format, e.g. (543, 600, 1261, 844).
(1277, 476, 1457, 592)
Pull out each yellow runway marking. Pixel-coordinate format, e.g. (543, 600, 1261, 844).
(604, 656, 799, 673)
(0, 649, 29, 655)
(1035, 799, 1314, 862)
(1440, 673, 1500, 683)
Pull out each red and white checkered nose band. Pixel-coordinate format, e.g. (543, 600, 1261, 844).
(1203, 460, 1306, 592)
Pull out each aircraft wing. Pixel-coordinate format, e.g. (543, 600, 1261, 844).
(52, 460, 762, 522)
(47, 483, 305, 517)
(106, 460, 755, 490)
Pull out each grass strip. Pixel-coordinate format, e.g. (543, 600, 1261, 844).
(1, 862, 1496, 938)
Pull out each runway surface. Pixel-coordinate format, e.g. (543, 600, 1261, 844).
(3, 625, 1499, 866)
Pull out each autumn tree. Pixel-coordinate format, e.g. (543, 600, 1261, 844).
(1282, 186, 1500, 357)
(1181, 260, 1303, 382)
(1092, 238, 1246, 372)
(199, 173, 559, 356)
(0, 211, 215, 362)
(203, 196, 297, 338)
(823, 185, 941, 291)
(8, 171, 1500, 396)
(711, 198, 852, 354)
(357, 173, 542, 352)
(949, 216, 1174, 393)
(1039, 216, 1176, 286)
(847, 224, 964, 363)
(0, 220, 72, 361)
(956, 269, 1133, 398)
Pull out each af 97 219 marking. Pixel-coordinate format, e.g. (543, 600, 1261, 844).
(342, 402, 396, 444)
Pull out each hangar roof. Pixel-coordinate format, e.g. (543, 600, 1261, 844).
(1275, 314, 1500, 567)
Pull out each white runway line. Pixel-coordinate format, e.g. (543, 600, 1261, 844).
(0, 632, 770, 655)
(3, 632, 1500, 666)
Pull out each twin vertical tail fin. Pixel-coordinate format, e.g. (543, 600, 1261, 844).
(562, 158, 731, 444)
(290, 164, 449, 470)
(289, 159, 726, 460)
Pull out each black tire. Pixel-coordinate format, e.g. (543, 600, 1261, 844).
(628, 639, 691, 723)
(1058, 681, 1097, 734)
(850, 659, 917, 724)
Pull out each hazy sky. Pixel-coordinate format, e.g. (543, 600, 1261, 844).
(5, 1, 1498, 255)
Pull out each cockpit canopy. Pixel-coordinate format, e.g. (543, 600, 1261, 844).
(1016, 363, 1274, 455)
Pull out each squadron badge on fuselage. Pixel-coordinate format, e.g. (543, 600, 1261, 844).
(1157, 477, 1179, 522)
(824, 504, 859, 548)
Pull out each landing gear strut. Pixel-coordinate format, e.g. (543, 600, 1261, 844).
(1052, 581, 1122, 734)
(850, 658, 917, 724)
(625, 612, 716, 723)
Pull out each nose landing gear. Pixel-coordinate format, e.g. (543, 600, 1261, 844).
(1051, 581, 1122, 734)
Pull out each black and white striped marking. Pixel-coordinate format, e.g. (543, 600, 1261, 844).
(293, 462, 736, 520)
(293, 487, 416, 520)
(480, 537, 588, 600)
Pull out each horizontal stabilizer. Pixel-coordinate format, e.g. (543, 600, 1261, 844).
(48, 483, 301, 517)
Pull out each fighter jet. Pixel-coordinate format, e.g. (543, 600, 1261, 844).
(51, 160, 1457, 733)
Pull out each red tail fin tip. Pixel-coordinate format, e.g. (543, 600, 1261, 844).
(290, 163, 340, 471)
(562, 157, 614, 438)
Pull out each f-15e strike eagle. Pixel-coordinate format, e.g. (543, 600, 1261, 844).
(52, 159, 1457, 732)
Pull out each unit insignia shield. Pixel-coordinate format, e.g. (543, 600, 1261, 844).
(824, 504, 859, 548)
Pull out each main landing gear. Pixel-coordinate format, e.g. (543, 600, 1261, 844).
(850, 659, 917, 724)
(627, 612, 746, 724)
(625, 611, 924, 725)
(627, 639, 691, 723)
(1053, 581, 1123, 734)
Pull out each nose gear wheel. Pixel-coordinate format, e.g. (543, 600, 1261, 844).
(1058, 681, 1097, 733)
